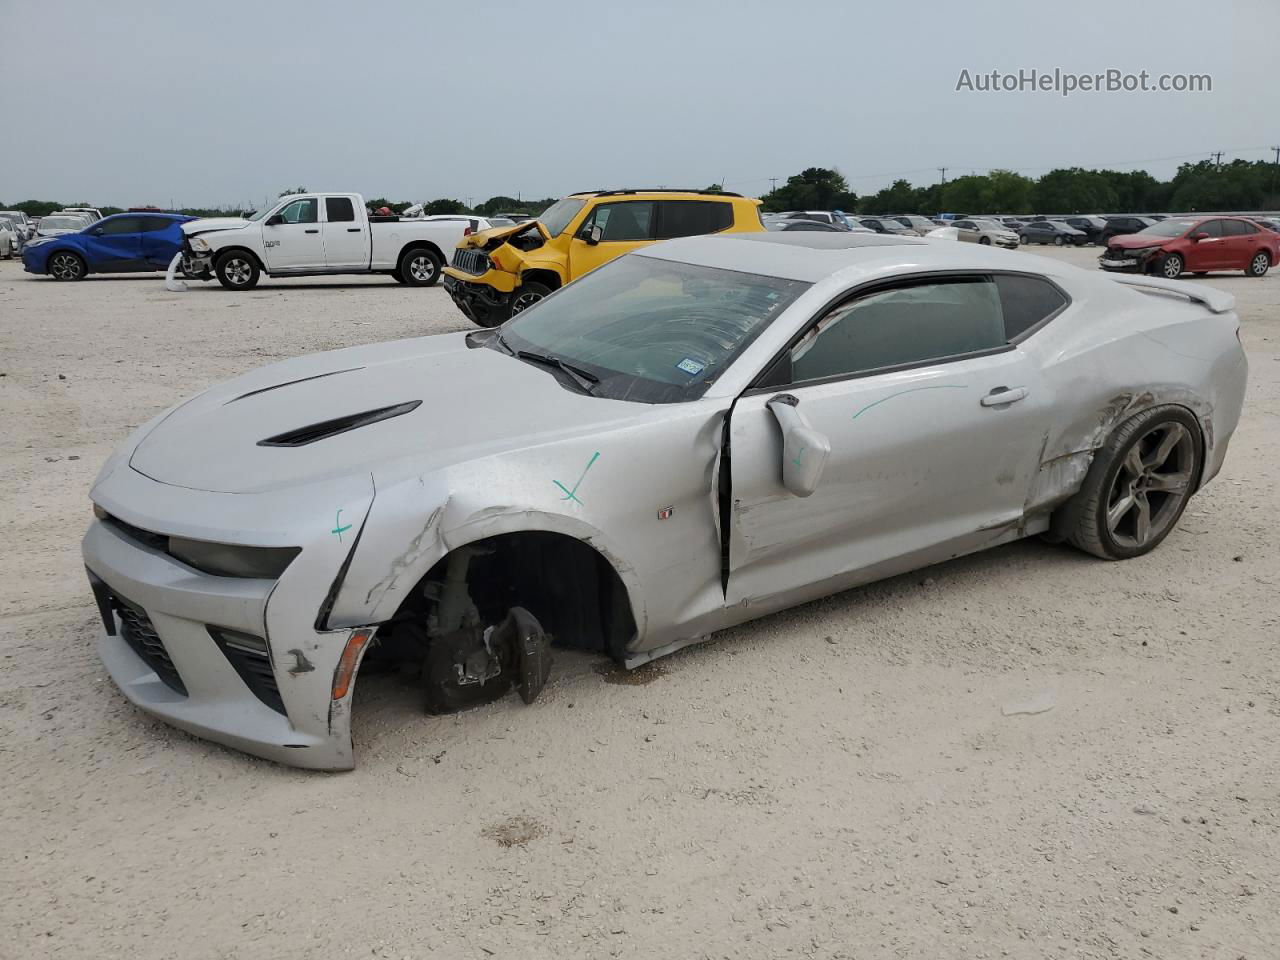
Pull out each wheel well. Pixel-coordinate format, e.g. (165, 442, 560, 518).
(520, 268, 562, 291)
(386, 531, 636, 660)
(214, 246, 264, 271)
(397, 241, 446, 266)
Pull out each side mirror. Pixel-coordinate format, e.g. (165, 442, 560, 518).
(1190, 231, 1209, 242)
(766, 394, 830, 498)
(266, 214, 283, 226)
(580, 224, 603, 245)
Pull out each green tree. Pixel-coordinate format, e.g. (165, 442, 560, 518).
(760, 167, 857, 213)
(423, 198, 465, 215)
(860, 178, 920, 215)
(985, 169, 1035, 213)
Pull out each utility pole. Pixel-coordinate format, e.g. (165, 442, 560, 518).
(938, 166, 948, 184)
(1211, 151, 1224, 170)
(769, 177, 778, 193)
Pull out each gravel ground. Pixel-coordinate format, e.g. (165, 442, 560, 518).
(1, 248, 1277, 960)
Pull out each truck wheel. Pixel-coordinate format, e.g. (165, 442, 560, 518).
(399, 248, 441, 287)
(390, 268, 407, 284)
(215, 252, 260, 290)
(510, 282, 552, 315)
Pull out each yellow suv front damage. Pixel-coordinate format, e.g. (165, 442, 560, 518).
(442, 191, 764, 327)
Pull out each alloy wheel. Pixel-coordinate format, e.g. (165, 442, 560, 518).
(225, 258, 252, 285)
(409, 254, 435, 283)
(50, 253, 83, 280)
(1250, 252, 1269, 276)
(1105, 422, 1194, 549)
(510, 292, 543, 314)
(1162, 255, 1183, 279)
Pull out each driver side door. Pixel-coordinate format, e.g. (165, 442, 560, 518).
(1183, 219, 1225, 271)
(567, 200, 655, 279)
(82, 216, 145, 271)
(262, 197, 325, 271)
(727, 274, 1060, 609)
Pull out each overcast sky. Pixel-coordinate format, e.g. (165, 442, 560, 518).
(2, 0, 1276, 209)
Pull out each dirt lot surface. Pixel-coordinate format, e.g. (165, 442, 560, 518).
(1, 247, 1277, 960)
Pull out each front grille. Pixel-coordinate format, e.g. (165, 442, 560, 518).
(451, 248, 490, 274)
(209, 628, 285, 715)
(115, 594, 187, 695)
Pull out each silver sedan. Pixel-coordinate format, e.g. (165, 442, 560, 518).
(84, 232, 1248, 768)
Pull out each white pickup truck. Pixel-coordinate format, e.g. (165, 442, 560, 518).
(180, 193, 469, 290)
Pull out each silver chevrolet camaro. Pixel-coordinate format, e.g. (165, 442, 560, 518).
(83, 232, 1248, 769)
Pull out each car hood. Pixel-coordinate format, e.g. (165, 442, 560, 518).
(183, 217, 250, 236)
(1106, 231, 1171, 249)
(128, 333, 647, 494)
(456, 220, 546, 250)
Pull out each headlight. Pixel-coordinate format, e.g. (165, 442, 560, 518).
(188, 236, 210, 252)
(167, 537, 301, 579)
(1129, 246, 1162, 257)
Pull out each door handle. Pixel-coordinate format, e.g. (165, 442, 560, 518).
(346, 228, 361, 233)
(305, 228, 319, 234)
(981, 386, 1028, 407)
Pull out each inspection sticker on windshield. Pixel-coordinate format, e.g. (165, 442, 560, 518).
(675, 357, 706, 376)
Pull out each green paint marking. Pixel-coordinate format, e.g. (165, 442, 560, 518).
(554, 451, 600, 505)
(791, 445, 806, 467)
(851, 384, 967, 421)
(331, 508, 353, 542)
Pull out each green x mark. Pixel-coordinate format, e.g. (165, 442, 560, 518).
(331, 508, 353, 542)
(554, 451, 600, 504)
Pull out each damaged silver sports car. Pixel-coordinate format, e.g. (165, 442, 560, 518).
(83, 232, 1248, 768)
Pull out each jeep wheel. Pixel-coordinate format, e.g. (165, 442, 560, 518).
(510, 282, 552, 316)
(215, 252, 260, 290)
(399, 248, 441, 287)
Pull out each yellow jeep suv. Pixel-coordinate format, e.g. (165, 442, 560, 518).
(442, 189, 764, 326)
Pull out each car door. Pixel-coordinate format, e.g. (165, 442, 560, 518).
(1184, 219, 1226, 270)
(138, 216, 183, 266)
(261, 197, 325, 271)
(1220, 218, 1262, 270)
(567, 200, 655, 278)
(82, 216, 145, 271)
(727, 273, 1056, 608)
(954, 220, 979, 243)
(321, 196, 369, 269)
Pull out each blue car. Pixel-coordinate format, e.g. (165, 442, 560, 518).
(22, 212, 195, 281)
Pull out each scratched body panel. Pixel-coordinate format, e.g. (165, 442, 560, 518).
(82, 232, 1248, 768)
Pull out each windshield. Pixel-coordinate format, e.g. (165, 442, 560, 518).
(40, 217, 82, 230)
(972, 219, 1003, 230)
(1141, 218, 1198, 237)
(498, 255, 810, 403)
(538, 198, 587, 237)
(245, 205, 274, 222)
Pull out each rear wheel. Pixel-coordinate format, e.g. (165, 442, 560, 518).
(49, 251, 87, 280)
(1057, 406, 1201, 560)
(1246, 251, 1270, 277)
(399, 248, 441, 287)
(1159, 252, 1184, 279)
(214, 251, 260, 289)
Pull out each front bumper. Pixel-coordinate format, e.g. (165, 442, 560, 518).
(442, 272, 514, 325)
(1098, 250, 1158, 273)
(180, 240, 213, 279)
(83, 464, 377, 769)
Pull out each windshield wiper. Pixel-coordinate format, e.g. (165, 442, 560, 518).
(515, 349, 599, 394)
(493, 331, 516, 355)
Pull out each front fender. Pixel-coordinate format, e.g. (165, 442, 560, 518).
(323, 470, 647, 637)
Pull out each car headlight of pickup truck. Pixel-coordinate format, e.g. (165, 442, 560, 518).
(188, 236, 211, 253)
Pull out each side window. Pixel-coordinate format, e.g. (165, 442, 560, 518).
(277, 198, 318, 224)
(789, 278, 1007, 383)
(655, 200, 732, 239)
(1196, 220, 1224, 238)
(955, 220, 974, 229)
(98, 216, 143, 235)
(325, 197, 356, 223)
(138, 217, 173, 233)
(994, 274, 1068, 340)
(1222, 219, 1256, 236)
(586, 201, 654, 242)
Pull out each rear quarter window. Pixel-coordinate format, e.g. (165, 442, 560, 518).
(994, 274, 1068, 341)
(655, 200, 733, 239)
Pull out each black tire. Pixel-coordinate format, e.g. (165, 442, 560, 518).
(1055, 405, 1202, 561)
(1019, 235, 1028, 245)
(48, 251, 86, 281)
(1053, 235, 1065, 246)
(398, 247, 442, 287)
(979, 236, 991, 245)
(1246, 250, 1270, 277)
(390, 267, 407, 284)
(215, 251, 260, 290)
(1158, 252, 1183, 279)
(509, 281, 552, 316)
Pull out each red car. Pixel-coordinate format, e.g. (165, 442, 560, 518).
(1099, 215, 1278, 279)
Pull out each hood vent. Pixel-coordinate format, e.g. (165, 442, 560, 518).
(258, 400, 422, 447)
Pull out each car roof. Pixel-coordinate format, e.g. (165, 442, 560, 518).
(566, 188, 745, 200)
(632, 231, 994, 282)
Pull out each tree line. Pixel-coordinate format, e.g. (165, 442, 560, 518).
(7, 159, 1278, 222)
(760, 160, 1280, 216)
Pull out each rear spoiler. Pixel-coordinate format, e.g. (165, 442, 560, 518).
(1106, 274, 1235, 314)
